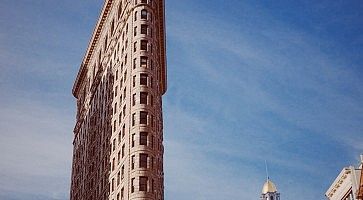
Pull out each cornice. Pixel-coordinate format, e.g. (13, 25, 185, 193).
(158, 0, 167, 95)
(72, 0, 114, 98)
(72, 0, 167, 97)
(326, 167, 352, 198)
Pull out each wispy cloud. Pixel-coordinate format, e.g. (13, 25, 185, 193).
(0, 92, 73, 200)
(0, 0, 362, 200)
(163, 1, 363, 199)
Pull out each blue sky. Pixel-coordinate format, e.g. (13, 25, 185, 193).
(0, 0, 362, 199)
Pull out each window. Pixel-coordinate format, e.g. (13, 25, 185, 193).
(118, 2, 122, 18)
(131, 178, 135, 193)
(140, 111, 148, 124)
(132, 75, 136, 87)
(150, 95, 154, 106)
(111, 19, 115, 34)
(141, 0, 147, 3)
(122, 144, 125, 157)
(132, 134, 135, 147)
(121, 165, 124, 179)
(151, 115, 154, 127)
(104, 34, 108, 52)
(151, 135, 154, 149)
(133, 58, 137, 69)
(117, 171, 120, 185)
(132, 113, 136, 126)
(132, 93, 136, 106)
(141, 9, 148, 20)
(131, 155, 135, 169)
(150, 179, 154, 193)
(140, 73, 148, 85)
(112, 158, 115, 170)
(122, 124, 125, 137)
(151, 156, 154, 169)
(134, 26, 137, 36)
(113, 139, 116, 151)
(140, 132, 148, 145)
(140, 40, 148, 51)
(140, 56, 148, 68)
(140, 92, 148, 104)
(112, 178, 115, 191)
(141, 24, 148, 34)
(139, 176, 148, 191)
(140, 153, 148, 168)
(133, 42, 137, 52)
(117, 151, 121, 164)
(134, 11, 137, 21)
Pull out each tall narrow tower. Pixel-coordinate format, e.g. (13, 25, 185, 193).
(70, 0, 167, 200)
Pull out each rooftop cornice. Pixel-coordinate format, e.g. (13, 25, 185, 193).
(72, 0, 167, 97)
(158, 0, 167, 95)
(72, 0, 114, 98)
(326, 167, 352, 198)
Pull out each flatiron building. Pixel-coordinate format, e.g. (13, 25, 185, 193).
(70, 0, 167, 199)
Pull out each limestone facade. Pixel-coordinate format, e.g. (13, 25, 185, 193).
(70, 0, 167, 200)
(325, 157, 362, 200)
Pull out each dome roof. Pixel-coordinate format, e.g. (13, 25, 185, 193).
(262, 179, 277, 194)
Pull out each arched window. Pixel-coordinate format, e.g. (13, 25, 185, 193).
(141, 9, 148, 20)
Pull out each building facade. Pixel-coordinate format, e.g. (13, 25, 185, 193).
(325, 156, 363, 200)
(260, 179, 280, 200)
(69, 0, 167, 200)
(358, 160, 363, 199)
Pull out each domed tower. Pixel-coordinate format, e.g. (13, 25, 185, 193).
(260, 178, 280, 200)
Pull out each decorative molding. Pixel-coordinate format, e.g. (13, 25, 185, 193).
(72, 0, 114, 98)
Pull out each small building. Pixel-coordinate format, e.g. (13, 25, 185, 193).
(325, 156, 362, 200)
(261, 178, 281, 200)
